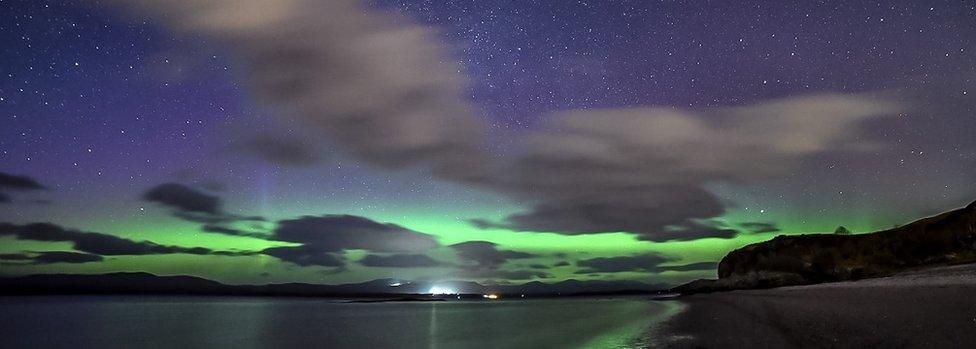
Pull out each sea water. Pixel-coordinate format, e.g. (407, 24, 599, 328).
(0, 296, 683, 349)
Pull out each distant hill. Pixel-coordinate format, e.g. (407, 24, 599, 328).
(0, 272, 233, 295)
(674, 200, 976, 294)
(0, 272, 667, 298)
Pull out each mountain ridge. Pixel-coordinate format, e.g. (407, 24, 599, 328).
(0, 272, 668, 297)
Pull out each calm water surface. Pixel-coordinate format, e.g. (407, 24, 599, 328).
(0, 296, 682, 349)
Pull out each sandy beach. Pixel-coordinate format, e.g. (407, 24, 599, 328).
(656, 264, 976, 348)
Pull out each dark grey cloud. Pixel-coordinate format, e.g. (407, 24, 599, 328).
(466, 269, 552, 280)
(263, 215, 440, 267)
(0, 253, 32, 262)
(740, 222, 781, 234)
(449, 241, 536, 270)
(468, 186, 725, 239)
(0, 251, 104, 264)
(439, 241, 547, 280)
(475, 95, 901, 241)
(201, 224, 267, 239)
(0, 172, 46, 204)
(272, 215, 439, 252)
(528, 264, 548, 269)
(143, 183, 221, 216)
(143, 183, 264, 225)
(261, 246, 344, 267)
(32, 251, 105, 264)
(359, 254, 445, 268)
(0, 172, 46, 190)
(658, 261, 719, 272)
(574, 255, 716, 274)
(652, 221, 740, 242)
(575, 253, 678, 274)
(553, 261, 570, 267)
(0, 222, 235, 257)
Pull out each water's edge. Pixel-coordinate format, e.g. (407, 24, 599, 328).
(639, 300, 687, 348)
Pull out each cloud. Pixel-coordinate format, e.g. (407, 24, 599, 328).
(143, 183, 221, 216)
(114, 1, 902, 242)
(0, 172, 46, 190)
(359, 254, 445, 268)
(272, 215, 439, 252)
(0, 222, 236, 257)
(475, 94, 901, 241)
(449, 241, 536, 270)
(114, 0, 489, 181)
(262, 215, 440, 267)
(32, 251, 105, 264)
(574, 255, 716, 274)
(0, 172, 46, 204)
(0, 253, 31, 261)
(658, 261, 719, 272)
(236, 136, 321, 167)
(0, 251, 104, 264)
(142, 183, 264, 225)
(740, 222, 781, 234)
(465, 269, 552, 280)
(471, 186, 726, 239)
(653, 221, 740, 242)
(261, 246, 344, 267)
(201, 224, 267, 239)
(575, 253, 678, 274)
(553, 261, 570, 267)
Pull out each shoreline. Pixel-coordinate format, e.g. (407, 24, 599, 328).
(653, 264, 976, 348)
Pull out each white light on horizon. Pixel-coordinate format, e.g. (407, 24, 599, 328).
(427, 286, 457, 295)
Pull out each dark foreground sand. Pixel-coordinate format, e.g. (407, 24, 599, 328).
(656, 264, 976, 348)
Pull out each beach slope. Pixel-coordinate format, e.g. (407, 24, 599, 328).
(658, 264, 976, 348)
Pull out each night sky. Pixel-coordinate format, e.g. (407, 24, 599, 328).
(1, 0, 974, 287)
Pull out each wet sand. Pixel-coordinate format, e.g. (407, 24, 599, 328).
(656, 264, 976, 348)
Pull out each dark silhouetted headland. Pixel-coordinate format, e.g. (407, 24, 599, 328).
(673, 200, 976, 294)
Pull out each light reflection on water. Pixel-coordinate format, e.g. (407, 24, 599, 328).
(0, 296, 680, 349)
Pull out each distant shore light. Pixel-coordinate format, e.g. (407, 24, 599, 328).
(428, 286, 457, 295)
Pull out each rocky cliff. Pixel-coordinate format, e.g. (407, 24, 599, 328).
(674, 200, 976, 294)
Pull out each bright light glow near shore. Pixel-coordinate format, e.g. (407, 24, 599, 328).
(428, 286, 457, 295)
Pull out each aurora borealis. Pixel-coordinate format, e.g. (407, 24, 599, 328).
(1, 0, 975, 287)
